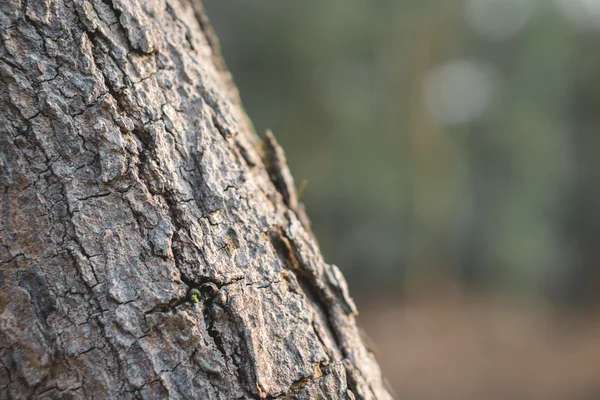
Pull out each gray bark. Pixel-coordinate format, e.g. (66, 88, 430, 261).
(0, 0, 392, 399)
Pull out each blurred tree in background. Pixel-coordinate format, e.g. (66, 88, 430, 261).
(204, 0, 600, 306)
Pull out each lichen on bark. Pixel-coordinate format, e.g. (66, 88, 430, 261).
(0, 0, 393, 398)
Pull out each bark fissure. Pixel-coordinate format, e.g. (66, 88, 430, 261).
(269, 228, 340, 353)
(202, 303, 226, 358)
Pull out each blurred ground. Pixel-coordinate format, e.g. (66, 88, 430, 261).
(357, 292, 600, 400)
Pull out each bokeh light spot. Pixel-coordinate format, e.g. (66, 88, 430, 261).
(424, 60, 497, 126)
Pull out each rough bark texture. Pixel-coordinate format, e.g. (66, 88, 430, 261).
(0, 1, 392, 399)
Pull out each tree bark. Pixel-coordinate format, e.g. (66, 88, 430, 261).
(0, 1, 392, 399)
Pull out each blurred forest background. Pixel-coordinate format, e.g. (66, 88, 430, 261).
(204, 1, 600, 398)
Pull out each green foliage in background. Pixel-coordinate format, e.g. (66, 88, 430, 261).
(205, 0, 600, 304)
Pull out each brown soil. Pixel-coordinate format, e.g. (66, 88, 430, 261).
(357, 293, 600, 400)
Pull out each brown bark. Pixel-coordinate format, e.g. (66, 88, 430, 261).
(0, 0, 392, 398)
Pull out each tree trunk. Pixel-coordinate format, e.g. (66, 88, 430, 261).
(0, 1, 392, 399)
